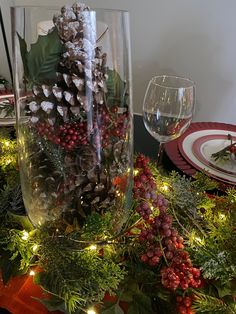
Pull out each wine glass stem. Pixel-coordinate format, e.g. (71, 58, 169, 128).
(157, 142, 164, 166)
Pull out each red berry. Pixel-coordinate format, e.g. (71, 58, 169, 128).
(166, 251, 174, 259)
(111, 105, 118, 113)
(147, 250, 154, 258)
(180, 281, 189, 290)
(176, 296, 183, 303)
(69, 140, 75, 146)
(140, 254, 148, 262)
(183, 297, 192, 307)
(151, 256, 160, 265)
(178, 306, 187, 314)
(191, 268, 200, 278)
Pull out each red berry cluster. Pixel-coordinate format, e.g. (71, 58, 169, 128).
(140, 243, 162, 266)
(35, 107, 129, 150)
(176, 295, 195, 314)
(111, 109, 129, 140)
(97, 106, 129, 147)
(161, 251, 201, 290)
(133, 155, 158, 219)
(36, 121, 88, 150)
(57, 121, 88, 149)
(138, 205, 186, 269)
(133, 155, 202, 290)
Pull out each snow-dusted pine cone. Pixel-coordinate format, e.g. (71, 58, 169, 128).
(53, 2, 108, 114)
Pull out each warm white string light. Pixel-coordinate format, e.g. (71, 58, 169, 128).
(134, 169, 139, 176)
(88, 244, 97, 251)
(194, 236, 205, 245)
(21, 231, 29, 241)
(87, 309, 97, 314)
(161, 183, 169, 192)
(32, 244, 38, 252)
(29, 270, 36, 276)
(3, 140, 10, 147)
(219, 213, 226, 221)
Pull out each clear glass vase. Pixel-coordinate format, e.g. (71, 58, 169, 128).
(12, 4, 133, 226)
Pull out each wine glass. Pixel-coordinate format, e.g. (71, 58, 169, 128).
(143, 75, 195, 165)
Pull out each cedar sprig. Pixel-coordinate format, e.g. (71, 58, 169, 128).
(36, 235, 125, 313)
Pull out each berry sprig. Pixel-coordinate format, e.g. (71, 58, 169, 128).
(36, 121, 88, 150)
(133, 155, 202, 290)
(161, 251, 201, 290)
(35, 107, 129, 151)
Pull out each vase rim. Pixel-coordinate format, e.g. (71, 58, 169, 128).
(11, 6, 129, 14)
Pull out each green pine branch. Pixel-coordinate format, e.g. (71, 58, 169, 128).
(192, 291, 236, 314)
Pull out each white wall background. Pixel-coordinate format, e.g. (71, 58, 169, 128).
(1, 0, 236, 124)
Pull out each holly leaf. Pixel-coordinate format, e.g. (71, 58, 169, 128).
(101, 303, 124, 314)
(34, 297, 67, 313)
(0, 251, 27, 284)
(128, 291, 154, 314)
(0, 253, 14, 284)
(215, 281, 236, 298)
(117, 280, 139, 302)
(106, 69, 128, 107)
(26, 27, 64, 84)
(127, 293, 155, 314)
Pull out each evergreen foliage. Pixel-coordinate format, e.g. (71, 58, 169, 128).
(0, 129, 236, 314)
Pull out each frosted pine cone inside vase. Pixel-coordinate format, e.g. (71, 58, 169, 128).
(14, 3, 133, 226)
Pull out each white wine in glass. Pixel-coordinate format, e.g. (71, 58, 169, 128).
(143, 75, 195, 165)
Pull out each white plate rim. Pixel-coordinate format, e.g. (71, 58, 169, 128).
(192, 134, 236, 176)
(179, 129, 236, 184)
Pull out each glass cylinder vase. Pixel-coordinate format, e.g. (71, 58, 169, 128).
(12, 4, 133, 227)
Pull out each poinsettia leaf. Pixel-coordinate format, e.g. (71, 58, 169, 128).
(27, 27, 64, 83)
(17, 32, 29, 78)
(106, 69, 128, 107)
